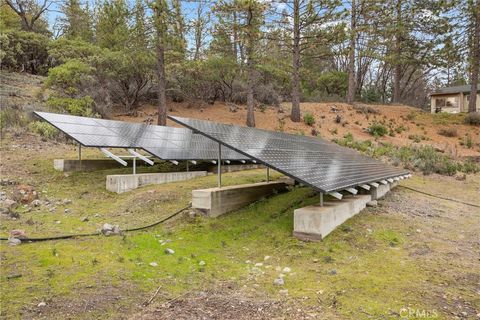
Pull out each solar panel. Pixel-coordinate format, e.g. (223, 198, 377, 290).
(33, 112, 248, 160)
(169, 116, 410, 193)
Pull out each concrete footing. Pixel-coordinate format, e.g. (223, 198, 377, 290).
(106, 171, 207, 193)
(54, 159, 146, 172)
(293, 182, 398, 241)
(192, 179, 293, 217)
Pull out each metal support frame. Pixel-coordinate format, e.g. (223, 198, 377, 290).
(345, 188, 358, 195)
(127, 149, 154, 165)
(328, 191, 343, 200)
(78, 143, 82, 170)
(319, 192, 324, 206)
(99, 148, 128, 166)
(217, 143, 222, 188)
(186, 160, 189, 172)
(266, 167, 270, 182)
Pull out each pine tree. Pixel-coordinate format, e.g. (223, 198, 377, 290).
(96, 0, 129, 50)
(60, 0, 93, 41)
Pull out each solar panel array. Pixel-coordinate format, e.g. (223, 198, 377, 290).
(34, 112, 249, 160)
(169, 116, 410, 193)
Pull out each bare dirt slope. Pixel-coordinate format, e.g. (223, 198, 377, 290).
(114, 102, 480, 158)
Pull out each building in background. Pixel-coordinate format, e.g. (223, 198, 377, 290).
(430, 85, 480, 113)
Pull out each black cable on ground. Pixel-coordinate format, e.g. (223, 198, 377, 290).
(0, 205, 191, 242)
(398, 185, 480, 208)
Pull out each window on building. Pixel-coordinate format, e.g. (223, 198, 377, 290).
(436, 98, 446, 107)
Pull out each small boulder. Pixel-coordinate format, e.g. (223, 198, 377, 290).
(10, 229, 27, 239)
(0, 199, 18, 214)
(198, 260, 206, 266)
(282, 267, 291, 273)
(8, 238, 21, 246)
(366, 200, 378, 207)
(31, 199, 41, 207)
(328, 269, 337, 275)
(164, 248, 175, 255)
(37, 302, 46, 308)
(101, 223, 121, 236)
(273, 278, 285, 286)
(12, 184, 38, 204)
(80, 217, 89, 222)
(149, 262, 158, 267)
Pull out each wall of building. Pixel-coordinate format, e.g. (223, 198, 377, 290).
(431, 93, 480, 113)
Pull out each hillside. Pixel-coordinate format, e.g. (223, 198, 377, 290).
(114, 102, 480, 159)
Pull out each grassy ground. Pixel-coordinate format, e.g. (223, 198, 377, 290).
(1, 134, 479, 319)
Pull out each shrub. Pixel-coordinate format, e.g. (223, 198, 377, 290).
(406, 112, 416, 120)
(46, 59, 92, 93)
(408, 134, 427, 143)
(354, 105, 380, 115)
(316, 71, 348, 97)
(29, 121, 58, 139)
(303, 113, 315, 126)
(464, 112, 480, 126)
(438, 127, 457, 137)
(46, 96, 95, 116)
(0, 106, 28, 129)
(0, 30, 51, 74)
(367, 123, 388, 137)
(395, 124, 407, 134)
(360, 88, 382, 103)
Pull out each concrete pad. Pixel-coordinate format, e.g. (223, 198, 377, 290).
(192, 179, 293, 217)
(293, 182, 398, 241)
(293, 195, 372, 241)
(106, 171, 207, 193)
(371, 181, 397, 200)
(54, 159, 147, 172)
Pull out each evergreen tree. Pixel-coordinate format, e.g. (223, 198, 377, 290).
(60, 0, 93, 41)
(96, 0, 129, 50)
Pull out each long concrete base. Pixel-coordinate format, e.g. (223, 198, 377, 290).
(106, 171, 207, 193)
(293, 182, 398, 241)
(192, 180, 293, 217)
(54, 159, 147, 172)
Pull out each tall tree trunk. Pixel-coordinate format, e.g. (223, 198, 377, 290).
(152, 0, 168, 125)
(156, 41, 167, 125)
(346, 0, 356, 104)
(290, 0, 301, 122)
(245, 7, 255, 127)
(392, 0, 402, 103)
(246, 56, 255, 127)
(468, 1, 480, 113)
(233, 11, 239, 62)
(194, 4, 202, 60)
